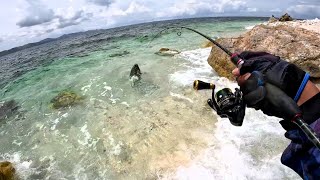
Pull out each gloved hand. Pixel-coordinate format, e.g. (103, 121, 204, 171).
(207, 86, 246, 126)
(239, 71, 301, 121)
(238, 51, 308, 101)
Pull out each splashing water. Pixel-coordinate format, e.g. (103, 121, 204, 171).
(0, 17, 299, 179)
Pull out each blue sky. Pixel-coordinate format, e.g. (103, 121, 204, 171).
(0, 0, 319, 51)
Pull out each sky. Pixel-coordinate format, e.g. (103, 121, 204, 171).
(0, 0, 319, 51)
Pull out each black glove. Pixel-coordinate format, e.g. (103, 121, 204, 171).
(239, 51, 308, 101)
(207, 86, 246, 126)
(240, 71, 302, 121)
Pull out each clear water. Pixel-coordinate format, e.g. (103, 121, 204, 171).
(0, 17, 299, 179)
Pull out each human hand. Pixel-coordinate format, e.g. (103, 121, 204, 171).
(234, 70, 302, 121)
(237, 51, 308, 101)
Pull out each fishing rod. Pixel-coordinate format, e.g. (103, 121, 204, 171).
(149, 26, 243, 66)
(152, 26, 320, 149)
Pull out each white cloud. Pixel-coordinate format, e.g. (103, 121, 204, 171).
(270, 8, 281, 13)
(16, 0, 55, 27)
(247, 7, 258, 12)
(55, 9, 93, 29)
(287, 5, 320, 18)
(156, 0, 248, 18)
(87, 0, 113, 6)
(17, 1, 92, 31)
(1, 0, 320, 51)
(125, 1, 151, 14)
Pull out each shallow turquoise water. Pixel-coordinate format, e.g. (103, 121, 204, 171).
(0, 18, 299, 179)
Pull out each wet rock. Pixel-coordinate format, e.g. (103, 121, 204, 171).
(207, 38, 239, 80)
(155, 48, 180, 56)
(0, 161, 15, 180)
(279, 13, 294, 22)
(207, 22, 320, 79)
(0, 100, 19, 121)
(109, 51, 130, 57)
(50, 90, 84, 109)
(202, 41, 214, 48)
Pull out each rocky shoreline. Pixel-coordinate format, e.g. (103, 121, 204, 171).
(207, 18, 320, 83)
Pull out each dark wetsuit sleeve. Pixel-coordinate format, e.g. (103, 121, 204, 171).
(281, 117, 320, 179)
(280, 93, 320, 179)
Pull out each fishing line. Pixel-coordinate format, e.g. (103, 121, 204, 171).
(150, 26, 320, 150)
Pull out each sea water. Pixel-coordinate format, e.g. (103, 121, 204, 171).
(0, 17, 300, 179)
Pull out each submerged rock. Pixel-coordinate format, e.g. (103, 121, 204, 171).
(0, 100, 19, 121)
(207, 21, 320, 79)
(109, 51, 130, 57)
(0, 161, 15, 180)
(50, 91, 84, 109)
(155, 48, 180, 56)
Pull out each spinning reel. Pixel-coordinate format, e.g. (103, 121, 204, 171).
(193, 80, 246, 126)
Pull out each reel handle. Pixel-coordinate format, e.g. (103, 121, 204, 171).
(193, 80, 215, 90)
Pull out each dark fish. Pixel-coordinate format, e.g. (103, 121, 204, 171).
(0, 100, 19, 120)
(129, 64, 142, 87)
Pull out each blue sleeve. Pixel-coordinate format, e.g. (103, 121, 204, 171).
(281, 118, 320, 180)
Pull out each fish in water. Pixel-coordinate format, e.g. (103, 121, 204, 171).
(0, 100, 19, 121)
(129, 64, 142, 87)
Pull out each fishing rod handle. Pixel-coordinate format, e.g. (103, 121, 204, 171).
(193, 80, 215, 90)
(231, 53, 244, 68)
(293, 117, 320, 149)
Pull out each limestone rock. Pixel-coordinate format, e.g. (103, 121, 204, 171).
(268, 15, 278, 23)
(207, 38, 238, 80)
(207, 23, 320, 79)
(50, 91, 84, 109)
(279, 13, 294, 22)
(0, 161, 15, 180)
(155, 48, 180, 56)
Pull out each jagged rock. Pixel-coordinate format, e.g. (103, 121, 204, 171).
(207, 23, 320, 79)
(155, 48, 180, 56)
(0, 100, 19, 120)
(50, 91, 84, 109)
(279, 13, 293, 22)
(202, 41, 214, 48)
(0, 161, 15, 180)
(109, 51, 130, 57)
(207, 38, 238, 80)
(268, 15, 278, 23)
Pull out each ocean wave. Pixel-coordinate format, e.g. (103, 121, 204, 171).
(169, 48, 300, 179)
(245, 25, 255, 30)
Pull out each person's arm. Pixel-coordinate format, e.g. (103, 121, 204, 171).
(297, 81, 319, 106)
(232, 52, 320, 179)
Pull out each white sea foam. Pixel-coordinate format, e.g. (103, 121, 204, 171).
(50, 112, 68, 130)
(169, 48, 300, 179)
(101, 82, 112, 97)
(0, 153, 34, 179)
(170, 92, 193, 103)
(81, 76, 101, 95)
(245, 25, 255, 30)
(78, 123, 100, 149)
(170, 48, 215, 87)
(120, 101, 130, 107)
